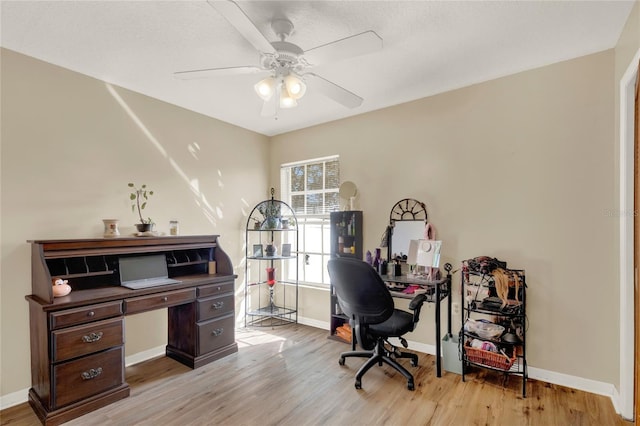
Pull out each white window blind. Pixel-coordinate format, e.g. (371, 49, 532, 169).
(281, 156, 339, 287)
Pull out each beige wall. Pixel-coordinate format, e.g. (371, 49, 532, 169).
(271, 50, 618, 384)
(0, 48, 270, 396)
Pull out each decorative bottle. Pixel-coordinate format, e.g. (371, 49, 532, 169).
(373, 248, 381, 270)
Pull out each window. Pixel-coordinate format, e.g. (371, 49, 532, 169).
(281, 156, 339, 286)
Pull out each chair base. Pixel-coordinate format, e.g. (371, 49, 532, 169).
(339, 338, 418, 390)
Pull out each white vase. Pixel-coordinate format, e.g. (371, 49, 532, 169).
(102, 219, 120, 237)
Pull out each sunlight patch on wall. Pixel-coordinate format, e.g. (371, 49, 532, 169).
(188, 142, 200, 160)
(105, 84, 167, 158)
(105, 83, 222, 227)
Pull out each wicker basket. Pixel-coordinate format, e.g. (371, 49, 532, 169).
(465, 346, 515, 370)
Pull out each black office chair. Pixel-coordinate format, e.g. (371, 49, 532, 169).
(327, 257, 427, 390)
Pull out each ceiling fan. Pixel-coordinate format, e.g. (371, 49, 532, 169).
(174, 0, 383, 116)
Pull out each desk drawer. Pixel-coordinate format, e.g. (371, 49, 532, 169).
(52, 317, 124, 363)
(50, 301, 123, 330)
(125, 288, 195, 315)
(53, 346, 124, 408)
(198, 282, 234, 298)
(198, 313, 235, 355)
(197, 293, 234, 321)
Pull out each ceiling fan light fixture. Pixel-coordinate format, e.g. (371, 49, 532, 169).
(279, 87, 298, 109)
(254, 77, 276, 101)
(284, 74, 306, 100)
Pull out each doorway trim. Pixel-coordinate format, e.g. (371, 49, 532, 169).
(619, 47, 639, 421)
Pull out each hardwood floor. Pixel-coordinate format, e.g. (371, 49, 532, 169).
(1, 324, 630, 425)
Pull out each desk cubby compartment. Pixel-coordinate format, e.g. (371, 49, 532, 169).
(65, 257, 88, 275)
(46, 255, 117, 280)
(47, 259, 68, 276)
(166, 248, 211, 266)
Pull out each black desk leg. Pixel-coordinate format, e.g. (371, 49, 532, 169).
(435, 281, 441, 377)
(447, 274, 452, 336)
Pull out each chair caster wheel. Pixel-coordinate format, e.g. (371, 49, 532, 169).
(407, 381, 415, 391)
(355, 380, 362, 390)
(410, 359, 418, 367)
(339, 357, 345, 366)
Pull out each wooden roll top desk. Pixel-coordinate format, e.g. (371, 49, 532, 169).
(25, 235, 238, 425)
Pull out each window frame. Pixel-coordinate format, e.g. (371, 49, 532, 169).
(281, 155, 339, 288)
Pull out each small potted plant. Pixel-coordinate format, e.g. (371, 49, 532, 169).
(257, 200, 281, 230)
(128, 183, 154, 232)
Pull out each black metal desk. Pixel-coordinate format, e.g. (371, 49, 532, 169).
(381, 263, 452, 377)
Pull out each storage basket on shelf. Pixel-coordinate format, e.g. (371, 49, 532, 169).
(464, 345, 516, 371)
(464, 318, 504, 340)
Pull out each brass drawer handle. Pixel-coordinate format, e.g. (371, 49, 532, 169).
(211, 328, 224, 337)
(82, 332, 103, 343)
(212, 301, 224, 310)
(81, 367, 103, 380)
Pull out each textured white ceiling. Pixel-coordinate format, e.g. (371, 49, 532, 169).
(1, 1, 635, 136)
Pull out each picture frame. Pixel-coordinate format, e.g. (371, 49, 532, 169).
(281, 243, 291, 257)
(253, 244, 263, 258)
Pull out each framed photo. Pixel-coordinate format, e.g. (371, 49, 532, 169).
(253, 244, 263, 258)
(281, 243, 291, 257)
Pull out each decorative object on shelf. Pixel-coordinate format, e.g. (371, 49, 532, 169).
(253, 244, 263, 258)
(102, 219, 120, 238)
(128, 182, 154, 232)
(208, 260, 217, 275)
(169, 220, 179, 236)
(266, 267, 276, 286)
(373, 248, 382, 270)
(257, 188, 282, 230)
(281, 243, 291, 257)
(265, 243, 277, 257)
(338, 181, 358, 211)
(51, 278, 71, 297)
(258, 204, 281, 229)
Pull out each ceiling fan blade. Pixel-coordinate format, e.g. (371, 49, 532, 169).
(207, 0, 276, 55)
(174, 65, 264, 80)
(304, 31, 383, 66)
(304, 73, 363, 109)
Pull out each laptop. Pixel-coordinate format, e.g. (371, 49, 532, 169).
(119, 254, 181, 290)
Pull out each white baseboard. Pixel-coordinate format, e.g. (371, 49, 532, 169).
(124, 345, 166, 367)
(527, 366, 619, 409)
(0, 388, 29, 410)
(0, 326, 622, 415)
(297, 315, 329, 330)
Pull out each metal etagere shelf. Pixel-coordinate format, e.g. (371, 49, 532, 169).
(460, 261, 528, 397)
(244, 188, 299, 327)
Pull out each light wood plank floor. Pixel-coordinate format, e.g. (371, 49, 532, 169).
(1, 324, 630, 426)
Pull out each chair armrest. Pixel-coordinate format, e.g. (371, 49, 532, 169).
(408, 293, 427, 326)
(409, 293, 427, 310)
